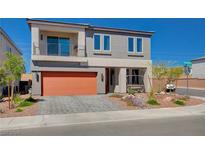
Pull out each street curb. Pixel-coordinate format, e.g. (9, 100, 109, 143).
(1, 103, 205, 132)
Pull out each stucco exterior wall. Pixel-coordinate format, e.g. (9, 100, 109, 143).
(0, 32, 21, 66)
(192, 59, 205, 78)
(85, 29, 151, 60)
(29, 20, 153, 95)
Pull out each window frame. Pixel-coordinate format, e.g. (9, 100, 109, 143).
(47, 36, 70, 56)
(103, 35, 111, 52)
(93, 34, 101, 51)
(128, 37, 134, 53)
(136, 37, 143, 53)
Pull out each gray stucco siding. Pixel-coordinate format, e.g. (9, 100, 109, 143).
(85, 29, 151, 60)
(192, 59, 205, 78)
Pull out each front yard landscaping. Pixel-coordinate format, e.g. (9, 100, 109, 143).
(0, 94, 39, 118)
(109, 92, 204, 110)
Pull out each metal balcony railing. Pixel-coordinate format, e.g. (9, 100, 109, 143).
(33, 42, 85, 56)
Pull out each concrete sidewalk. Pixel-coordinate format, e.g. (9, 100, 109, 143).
(1, 100, 205, 131)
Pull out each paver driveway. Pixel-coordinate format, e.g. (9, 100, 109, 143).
(38, 95, 125, 115)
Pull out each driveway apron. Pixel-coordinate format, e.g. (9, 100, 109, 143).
(38, 95, 125, 115)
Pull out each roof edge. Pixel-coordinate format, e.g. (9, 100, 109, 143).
(27, 19, 154, 36)
(90, 26, 154, 36)
(27, 18, 90, 28)
(0, 27, 22, 55)
(192, 56, 205, 61)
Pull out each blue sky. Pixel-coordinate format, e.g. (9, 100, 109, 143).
(0, 18, 205, 73)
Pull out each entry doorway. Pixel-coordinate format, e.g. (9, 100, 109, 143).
(105, 68, 116, 93)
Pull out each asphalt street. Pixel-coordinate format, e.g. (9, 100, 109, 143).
(1, 115, 205, 136)
(176, 88, 205, 97)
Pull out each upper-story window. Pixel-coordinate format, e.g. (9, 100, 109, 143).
(128, 37, 143, 53)
(94, 34, 100, 50)
(47, 36, 70, 56)
(137, 38, 142, 52)
(104, 35, 110, 51)
(128, 37, 134, 52)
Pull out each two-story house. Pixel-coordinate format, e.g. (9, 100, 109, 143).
(27, 19, 154, 96)
(0, 27, 22, 95)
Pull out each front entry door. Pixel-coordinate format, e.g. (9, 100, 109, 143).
(105, 68, 109, 93)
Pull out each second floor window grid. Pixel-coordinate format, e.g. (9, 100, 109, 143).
(94, 34, 110, 51)
(94, 34, 100, 50)
(128, 37, 143, 53)
(47, 36, 70, 56)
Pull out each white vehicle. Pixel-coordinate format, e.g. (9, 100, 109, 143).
(166, 83, 176, 92)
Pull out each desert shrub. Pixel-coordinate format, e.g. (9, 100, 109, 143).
(109, 93, 123, 98)
(18, 100, 33, 107)
(126, 101, 133, 106)
(147, 98, 160, 105)
(148, 89, 155, 99)
(131, 97, 145, 107)
(174, 99, 185, 106)
(25, 96, 37, 102)
(124, 96, 145, 108)
(16, 107, 24, 112)
(14, 94, 24, 104)
(127, 87, 135, 95)
(179, 95, 190, 101)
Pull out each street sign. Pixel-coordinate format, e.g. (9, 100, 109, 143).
(184, 61, 192, 68)
(184, 61, 192, 75)
(183, 61, 192, 96)
(184, 66, 192, 75)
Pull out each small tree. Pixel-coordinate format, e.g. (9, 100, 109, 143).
(166, 67, 183, 84)
(152, 63, 167, 93)
(0, 67, 6, 86)
(3, 52, 24, 109)
(0, 67, 6, 99)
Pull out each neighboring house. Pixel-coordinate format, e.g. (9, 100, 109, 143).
(20, 73, 32, 94)
(27, 19, 154, 96)
(0, 27, 23, 95)
(192, 57, 205, 78)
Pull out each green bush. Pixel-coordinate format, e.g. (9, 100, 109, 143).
(18, 100, 33, 107)
(0, 95, 3, 100)
(174, 99, 185, 106)
(16, 107, 24, 112)
(147, 98, 160, 105)
(127, 87, 135, 95)
(14, 94, 24, 104)
(25, 96, 36, 102)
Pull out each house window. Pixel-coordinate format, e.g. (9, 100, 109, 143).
(104, 35, 110, 51)
(94, 34, 100, 50)
(137, 38, 142, 52)
(128, 37, 134, 52)
(47, 36, 70, 56)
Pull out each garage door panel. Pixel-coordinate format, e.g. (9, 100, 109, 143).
(42, 72, 97, 96)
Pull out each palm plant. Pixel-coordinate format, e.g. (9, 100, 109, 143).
(3, 52, 24, 109)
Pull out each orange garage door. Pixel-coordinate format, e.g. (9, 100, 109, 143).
(42, 72, 97, 96)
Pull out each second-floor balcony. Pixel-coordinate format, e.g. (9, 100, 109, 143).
(33, 42, 76, 56)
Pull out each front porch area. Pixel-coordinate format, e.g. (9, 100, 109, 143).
(105, 67, 152, 93)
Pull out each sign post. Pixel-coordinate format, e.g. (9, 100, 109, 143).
(184, 62, 192, 96)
